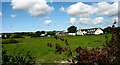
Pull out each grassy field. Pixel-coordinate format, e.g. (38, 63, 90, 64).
(2, 34, 111, 63)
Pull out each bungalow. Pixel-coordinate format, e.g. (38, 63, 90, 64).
(1, 33, 8, 38)
(55, 30, 67, 36)
(77, 29, 87, 35)
(77, 28, 103, 35)
(40, 32, 47, 37)
(94, 28, 104, 35)
(68, 33, 76, 36)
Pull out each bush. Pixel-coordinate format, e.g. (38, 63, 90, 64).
(2, 39, 19, 44)
(13, 34, 24, 38)
(2, 47, 36, 65)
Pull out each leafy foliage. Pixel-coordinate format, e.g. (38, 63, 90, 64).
(12, 34, 24, 38)
(103, 27, 112, 34)
(67, 26, 77, 33)
(2, 39, 19, 44)
(107, 22, 120, 65)
(34, 31, 41, 37)
(41, 31, 45, 34)
(2, 47, 36, 65)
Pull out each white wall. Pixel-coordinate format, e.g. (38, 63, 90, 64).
(68, 33, 76, 36)
(77, 31, 83, 35)
(94, 28, 103, 35)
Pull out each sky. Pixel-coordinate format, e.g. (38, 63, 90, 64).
(1, 0, 119, 33)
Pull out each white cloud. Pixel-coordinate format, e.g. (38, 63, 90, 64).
(112, 17, 118, 23)
(11, 0, 35, 10)
(79, 17, 104, 25)
(64, 2, 118, 26)
(0, 12, 2, 17)
(93, 17, 104, 25)
(44, 20, 52, 25)
(66, 2, 96, 17)
(45, 17, 50, 20)
(65, 2, 118, 17)
(11, 14, 16, 18)
(108, 2, 118, 16)
(70, 17, 77, 25)
(96, 2, 118, 16)
(11, 0, 54, 17)
(79, 17, 90, 25)
(59, 6, 65, 12)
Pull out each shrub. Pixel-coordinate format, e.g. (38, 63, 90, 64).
(2, 39, 19, 44)
(12, 34, 24, 38)
(2, 47, 36, 65)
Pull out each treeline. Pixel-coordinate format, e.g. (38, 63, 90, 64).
(1, 31, 56, 39)
(103, 27, 120, 34)
(1, 27, 120, 39)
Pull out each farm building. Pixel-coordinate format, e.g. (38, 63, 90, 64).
(0, 34, 2, 38)
(68, 33, 76, 36)
(77, 28, 103, 35)
(55, 30, 67, 36)
(40, 32, 47, 37)
(94, 28, 104, 35)
(77, 30, 87, 35)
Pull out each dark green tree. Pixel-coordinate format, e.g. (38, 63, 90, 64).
(46, 30, 56, 36)
(103, 27, 111, 33)
(67, 26, 77, 33)
(40, 31, 45, 34)
(115, 27, 120, 33)
(34, 31, 41, 37)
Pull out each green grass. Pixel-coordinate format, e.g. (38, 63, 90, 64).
(2, 34, 111, 63)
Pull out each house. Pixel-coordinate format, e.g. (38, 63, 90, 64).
(68, 33, 76, 36)
(55, 30, 67, 36)
(1, 33, 8, 38)
(40, 32, 47, 37)
(55, 32, 62, 36)
(77, 29, 87, 35)
(0, 34, 2, 38)
(40, 34, 46, 37)
(94, 28, 104, 35)
(77, 28, 103, 35)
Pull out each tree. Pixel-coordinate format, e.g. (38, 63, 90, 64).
(34, 31, 41, 37)
(40, 31, 45, 34)
(67, 26, 77, 33)
(46, 30, 56, 36)
(103, 27, 111, 33)
(115, 27, 120, 33)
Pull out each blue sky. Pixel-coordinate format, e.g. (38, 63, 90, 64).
(1, 1, 118, 33)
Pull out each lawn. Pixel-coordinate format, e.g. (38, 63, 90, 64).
(2, 34, 112, 63)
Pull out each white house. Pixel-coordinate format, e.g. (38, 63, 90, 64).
(40, 32, 47, 37)
(76, 29, 87, 35)
(0, 34, 2, 38)
(77, 28, 103, 35)
(94, 28, 103, 35)
(76, 29, 83, 35)
(68, 33, 76, 36)
(40, 34, 46, 37)
(82, 31, 87, 35)
(55, 30, 67, 36)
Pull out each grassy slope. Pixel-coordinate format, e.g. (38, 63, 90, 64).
(3, 34, 111, 63)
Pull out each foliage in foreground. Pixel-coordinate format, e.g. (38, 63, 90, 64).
(2, 47, 36, 65)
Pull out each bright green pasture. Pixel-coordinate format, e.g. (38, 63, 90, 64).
(2, 34, 111, 63)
